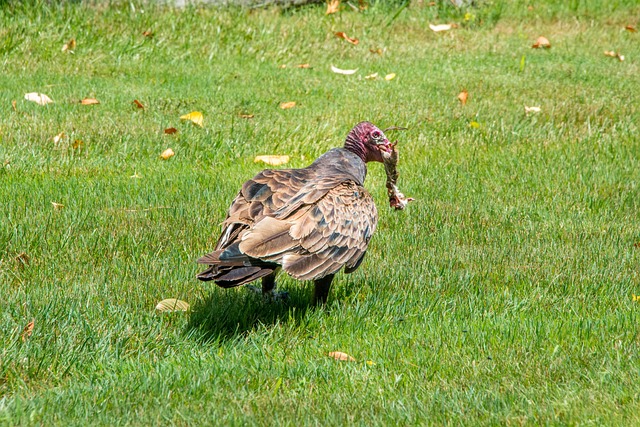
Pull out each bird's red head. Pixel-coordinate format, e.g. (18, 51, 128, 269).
(344, 121, 393, 163)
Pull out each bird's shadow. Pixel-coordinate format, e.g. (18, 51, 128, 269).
(186, 285, 317, 343)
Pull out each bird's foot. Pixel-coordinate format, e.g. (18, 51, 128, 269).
(245, 285, 289, 303)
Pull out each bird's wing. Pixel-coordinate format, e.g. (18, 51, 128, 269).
(238, 180, 378, 281)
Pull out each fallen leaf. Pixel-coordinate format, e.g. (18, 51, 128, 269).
(53, 132, 65, 144)
(239, 114, 255, 119)
(331, 65, 358, 75)
(525, 105, 541, 114)
(279, 64, 287, 69)
(296, 63, 311, 68)
(328, 351, 356, 362)
(164, 127, 178, 135)
(633, 294, 640, 302)
(334, 31, 359, 45)
(160, 148, 175, 160)
(180, 111, 204, 127)
(366, 360, 376, 366)
(24, 92, 53, 106)
(429, 23, 453, 32)
(15, 252, 30, 266)
(61, 38, 76, 52)
(279, 101, 296, 110)
(326, 0, 340, 15)
(254, 155, 290, 166)
(51, 202, 64, 210)
(369, 48, 383, 55)
(365, 73, 378, 80)
(142, 30, 153, 38)
(132, 99, 145, 109)
(11, 100, 17, 111)
(532, 36, 551, 49)
(80, 98, 100, 105)
(385, 73, 396, 81)
(155, 298, 190, 312)
(625, 25, 637, 32)
(604, 50, 625, 61)
(72, 140, 84, 150)
(21, 320, 34, 342)
(130, 171, 142, 179)
(634, 242, 640, 248)
(458, 90, 468, 105)
(469, 121, 481, 129)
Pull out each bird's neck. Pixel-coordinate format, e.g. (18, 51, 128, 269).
(344, 136, 367, 163)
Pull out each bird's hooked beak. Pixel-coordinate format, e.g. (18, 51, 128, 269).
(378, 138, 393, 154)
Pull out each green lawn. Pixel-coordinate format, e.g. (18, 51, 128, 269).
(1, 0, 640, 424)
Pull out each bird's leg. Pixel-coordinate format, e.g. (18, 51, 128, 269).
(246, 271, 288, 302)
(313, 274, 335, 305)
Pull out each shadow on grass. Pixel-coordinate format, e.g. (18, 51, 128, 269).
(186, 285, 317, 342)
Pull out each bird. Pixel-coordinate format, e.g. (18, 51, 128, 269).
(197, 121, 393, 304)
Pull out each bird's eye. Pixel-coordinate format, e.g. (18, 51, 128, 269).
(371, 130, 382, 140)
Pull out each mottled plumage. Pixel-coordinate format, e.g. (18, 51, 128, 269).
(197, 122, 392, 303)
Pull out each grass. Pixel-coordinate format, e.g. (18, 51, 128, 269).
(1, 0, 640, 424)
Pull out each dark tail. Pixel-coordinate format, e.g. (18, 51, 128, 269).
(196, 245, 276, 288)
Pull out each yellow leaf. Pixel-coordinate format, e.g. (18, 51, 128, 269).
(24, 92, 53, 106)
(279, 101, 296, 110)
(365, 73, 379, 80)
(385, 73, 396, 81)
(53, 132, 65, 144)
(366, 360, 376, 366)
(155, 298, 190, 312)
(80, 98, 100, 105)
(180, 111, 204, 127)
(160, 148, 175, 160)
(254, 155, 290, 166)
(72, 140, 84, 150)
(532, 36, 551, 49)
(429, 23, 453, 32)
(469, 121, 481, 128)
(328, 351, 356, 362)
(331, 65, 358, 75)
(326, 0, 340, 15)
(458, 90, 468, 105)
(51, 202, 64, 210)
(633, 294, 640, 302)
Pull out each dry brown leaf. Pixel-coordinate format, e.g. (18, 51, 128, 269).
(334, 31, 359, 45)
(239, 114, 255, 119)
(180, 111, 204, 127)
(625, 25, 637, 32)
(254, 155, 290, 166)
(72, 140, 84, 150)
(385, 73, 396, 81)
(429, 23, 453, 32)
(22, 320, 34, 342)
(15, 252, 30, 266)
(62, 38, 76, 52)
(532, 36, 551, 49)
(330, 65, 358, 75)
(328, 351, 356, 362)
(142, 30, 154, 38)
(81, 98, 100, 105)
(296, 63, 311, 69)
(279, 101, 296, 110)
(25, 92, 53, 106)
(164, 127, 178, 135)
(155, 298, 190, 312)
(11, 100, 17, 111)
(51, 202, 64, 210)
(524, 105, 541, 114)
(132, 99, 145, 109)
(369, 48, 383, 55)
(160, 148, 175, 160)
(53, 132, 65, 144)
(326, 0, 340, 15)
(458, 90, 468, 105)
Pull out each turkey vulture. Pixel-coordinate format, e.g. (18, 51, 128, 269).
(197, 121, 408, 304)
